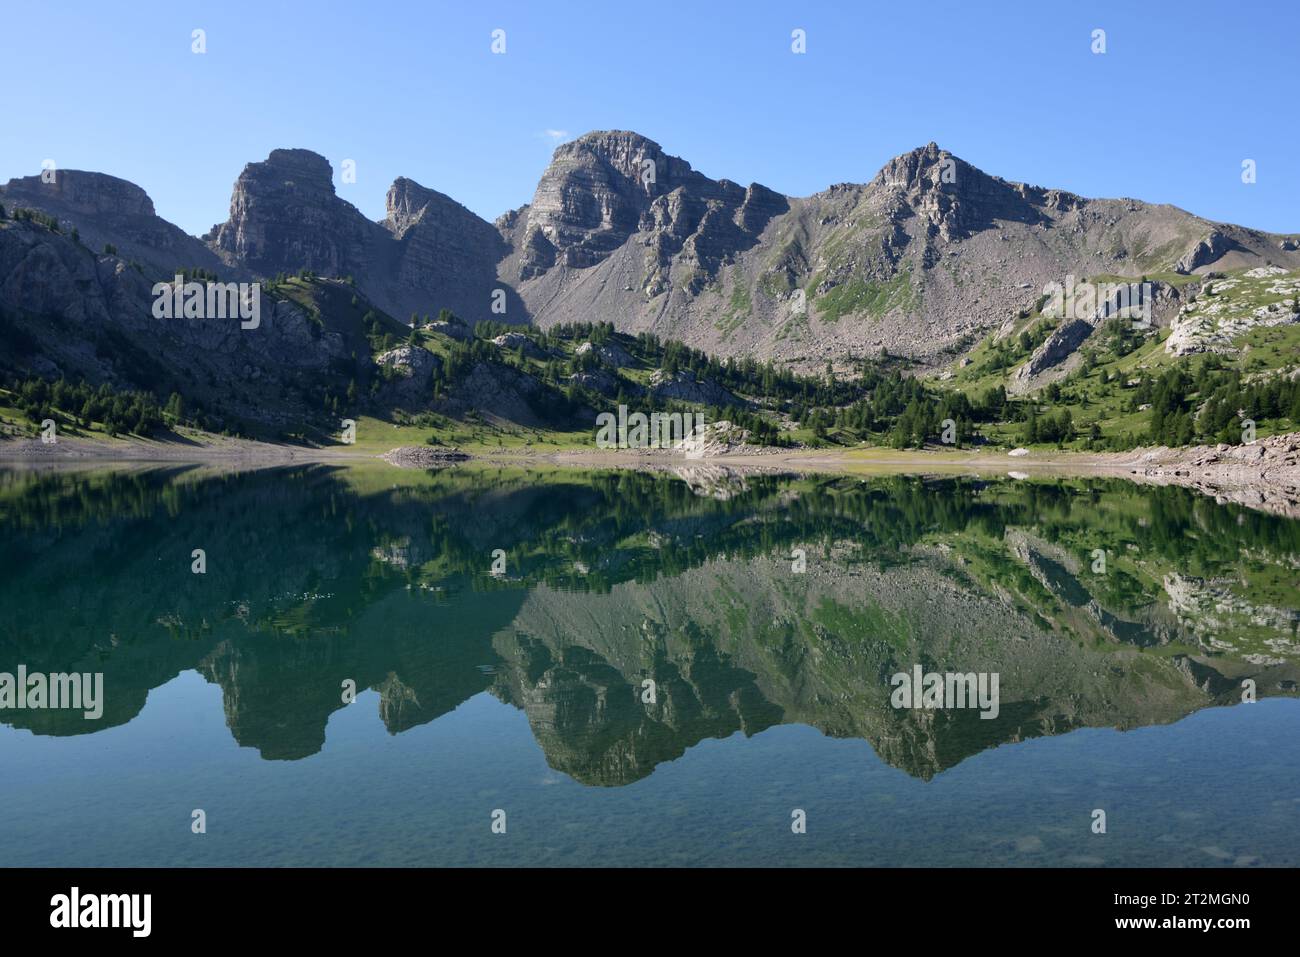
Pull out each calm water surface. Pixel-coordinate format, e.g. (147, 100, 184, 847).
(1, 464, 1297, 866)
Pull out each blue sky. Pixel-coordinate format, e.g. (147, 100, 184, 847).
(3, 0, 1297, 236)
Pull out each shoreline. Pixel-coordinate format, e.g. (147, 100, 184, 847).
(4, 432, 1299, 518)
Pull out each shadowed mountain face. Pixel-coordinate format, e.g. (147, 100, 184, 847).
(0, 217, 394, 434)
(2, 465, 1296, 781)
(5, 133, 1297, 377)
(0, 170, 228, 280)
(207, 150, 376, 281)
(204, 149, 511, 324)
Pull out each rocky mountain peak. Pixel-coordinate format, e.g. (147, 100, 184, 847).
(206, 148, 371, 277)
(385, 177, 478, 239)
(0, 169, 226, 278)
(1, 170, 156, 218)
(554, 130, 686, 188)
(209, 148, 340, 235)
(257, 148, 336, 189)
(869, 143, 1039, 241)
(6, 135, 1294, 386)
(385, 176, 433, 220)
(201, 148, 507, 323)
(514, 129, 780, 280)
(873, 142, 958, 192)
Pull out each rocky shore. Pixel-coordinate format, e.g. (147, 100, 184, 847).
(380, 446, 471, 468)
(1104, 432, 1300, 518)
(9, 428, 1300, 520)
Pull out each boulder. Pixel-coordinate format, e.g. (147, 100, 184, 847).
(649, 368, 737, 406)
(492, 332, 548, 358)
(575, 340, 634, 367)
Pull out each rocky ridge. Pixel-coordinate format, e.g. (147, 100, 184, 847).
(10, 133, 1297, 374)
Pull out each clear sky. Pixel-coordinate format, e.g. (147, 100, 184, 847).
(3, 0, 1297, 237)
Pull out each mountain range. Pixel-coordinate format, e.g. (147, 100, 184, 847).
(3, 132, 1299, 443)
(6, 131, 1298, 368)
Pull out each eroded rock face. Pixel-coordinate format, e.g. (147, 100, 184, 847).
(1175, 230, 1233, 274)
(8, 136, 1300, 383)
(510, 130, 787, 290)
(375, 344, 440, 408)
(575, 340, 633, 367)
(491, 332, 547, 358)
(870, 141, 1045, 242)
(1015, 318, 1094, 387)
(207, 149, 377, 280)
(382, 177, 509, 323)
(649, 368, 737, 406)
(5, 170, 154, 217)
(1, 170, 226, 278)
(205, 150, 506, 325)
(1009, 280, 1186, 393)
(505, 136, 1300, 371)
(518, 131, 694, 274)
(0, 217, 365, 430)
(1165, 268, 1300, 357)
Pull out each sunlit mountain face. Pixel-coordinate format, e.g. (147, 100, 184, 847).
(1, 464, 1298, 866)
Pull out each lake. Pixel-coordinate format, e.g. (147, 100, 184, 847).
(1, 463, 1297, 866)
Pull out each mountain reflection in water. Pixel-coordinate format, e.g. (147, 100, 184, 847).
(2, 463, 1296, 787)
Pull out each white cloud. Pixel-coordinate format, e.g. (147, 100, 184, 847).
(539, 129, 570, 141)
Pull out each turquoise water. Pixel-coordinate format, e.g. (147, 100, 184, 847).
(1, 464, 1297, 866)
(2, 676, 1297, 867)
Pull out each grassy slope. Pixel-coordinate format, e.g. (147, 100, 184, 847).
(936, 267, 1300, 450)
(6, 266, 1296, 456)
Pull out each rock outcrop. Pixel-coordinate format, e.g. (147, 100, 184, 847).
(575, 340, 633, 367)
(1010, 279, 1191, 393)
(381, 177, 511, 323)
(1109, 432, 1300, 519)
(649, 368, 737, 405)
(1165, 267, 1300, 357)
(8, 135, 1300, 383)
(207, 149, 375, 280)
(0, 214, 385, 432)
(381, 446, 470, 467)
(376, 344, 440, 407)
(1, 170, 227, 278)
(1174, 230, 1234, 274)
(491, 331, 547, 358)
(503, 136, 1300, 370)
(506, 130, 785, 284)
(205, 149, 508, 325)
(1009, 318, 1095, 393)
